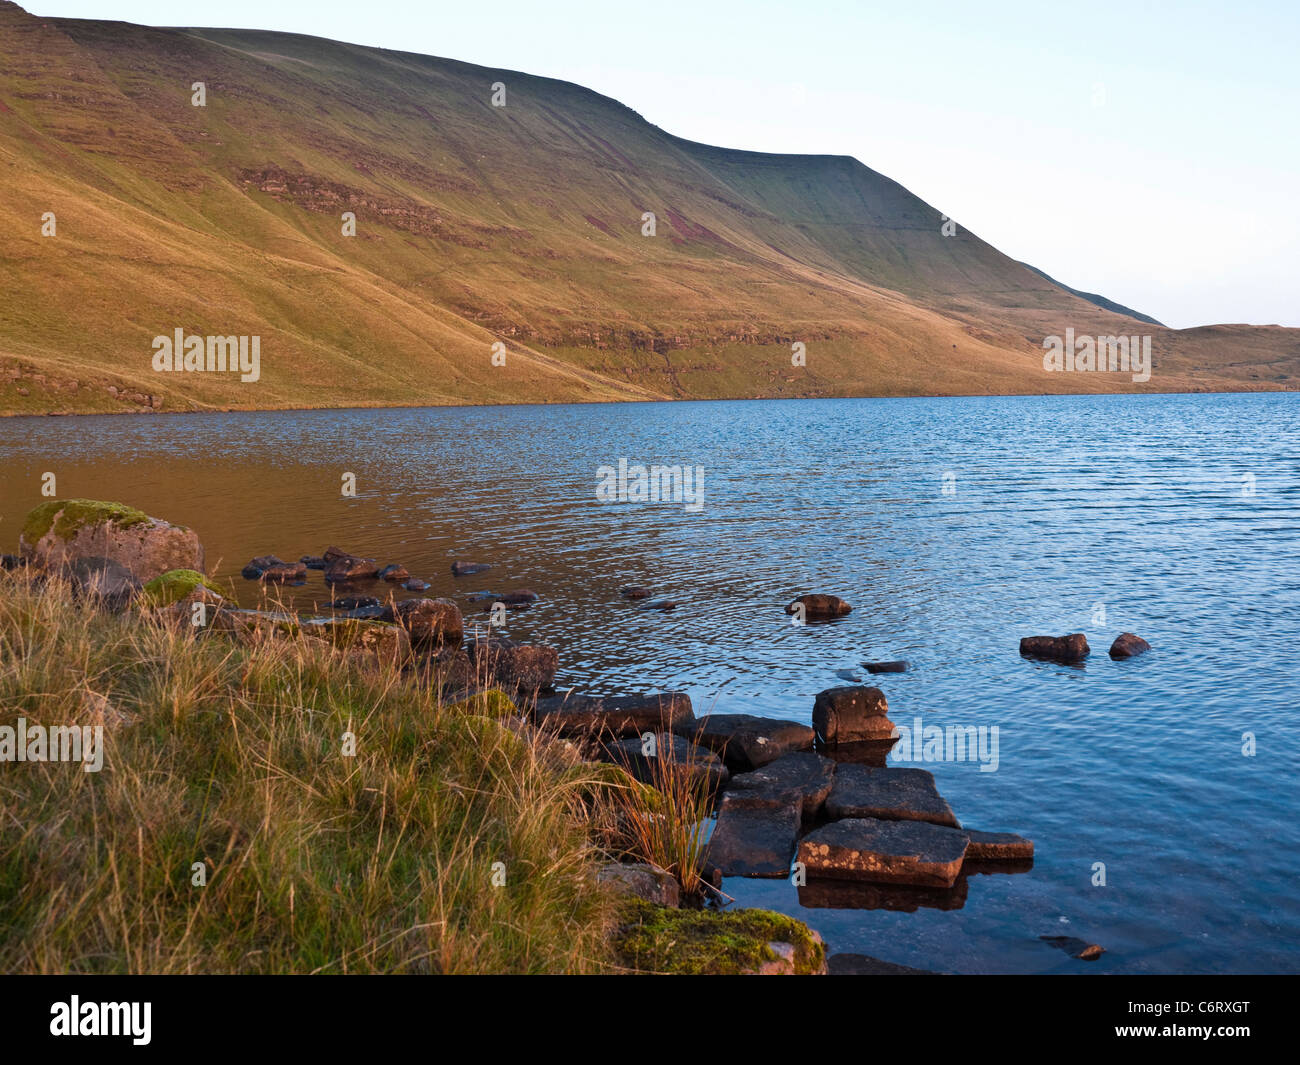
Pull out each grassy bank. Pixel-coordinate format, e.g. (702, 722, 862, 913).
(0, 571, 624, 973)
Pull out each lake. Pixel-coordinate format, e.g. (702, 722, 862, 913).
(2, 392, 1297, 973)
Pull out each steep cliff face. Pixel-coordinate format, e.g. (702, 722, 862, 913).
(1, 1, 1295, 414)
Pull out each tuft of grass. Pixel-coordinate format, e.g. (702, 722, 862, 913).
(0, 572, 622, 974)
(609, 734, 714, 899)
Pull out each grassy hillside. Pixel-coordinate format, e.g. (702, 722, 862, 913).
(1, 1, 1296, 415)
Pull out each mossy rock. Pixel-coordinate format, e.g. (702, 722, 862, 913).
(613, 898, 825, 975)
(23, 499, 150, 545)
(445, 688, 517, 719)
(140, 569, 221, 607)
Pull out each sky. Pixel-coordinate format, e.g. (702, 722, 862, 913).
(29, 0, 1300, 328)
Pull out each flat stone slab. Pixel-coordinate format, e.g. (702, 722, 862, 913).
(534, 691, 694, 737)
(724, 752, 835, 819)
(828, 953, 938, 975)
(798, 818, 970, 888)
(678, 713, 814, 771)
(602, 733, 728, 792)
(965, 829, 1034, 861)
(824, 764, 960, 828)
(705, 794, 801, 878)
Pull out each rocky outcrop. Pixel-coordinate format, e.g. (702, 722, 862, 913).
(20, 499, 204, 582)
(812, 685, 894, 745)
(1019, 633, 1090, 664)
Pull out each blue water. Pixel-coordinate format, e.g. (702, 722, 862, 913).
(2, 392, 1297, 973)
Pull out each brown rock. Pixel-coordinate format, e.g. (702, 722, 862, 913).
(785, 593, 851, 619)
(965, 829, 1034, 861)
(798, 818, 970, 888)
(824, 764, 960, 828)
(534, 691, 692, 737)
(1020, 633, 1090, 664)
(1109, 632, 1151, 659)
(679, 713, 814, 772)
(386, 597, 463, 646)
(466, 636, 558, 697)
(705, 794, 801, 878)
(21, 500, 203, 582)
(724, 752, 836, 819)
(813, 685, 893, 745)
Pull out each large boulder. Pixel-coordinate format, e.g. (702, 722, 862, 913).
(813, 685, 894, 745)
(20, 499, 203, 582)
(1019, 633, 1090, 664)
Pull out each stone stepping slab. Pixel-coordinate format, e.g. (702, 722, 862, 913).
(965, 829, 1034, 861)
(798, 817, 970, 888)
(533, 692, 694, 737)
(824, 764, 961, 828)
(704, 794, 801, 878)
(722, 752, 835, 819)
(677, 713, 814, 772)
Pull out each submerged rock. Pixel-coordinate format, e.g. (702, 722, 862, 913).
(786, 593, 851, 620)
(1109, 632, 1151, 659)
(620, 585, 653, 600)
(451, 561, 492, 576)
(863, 660, 909, 674)
(534, 691, 693, 738)
(1040, 935, 1105, 961)
(498, 589, 539, 607)
(1020, 633, 1090, 664)
(299, 555, 327, 569)
(377, 563, 410, 582)
(680, 713, 814, 772)
(21, 499, 203, 582)
(828, 953, 938, 975)
(813, 685, 893, 745)
(798, 817, 970, 888)
(640, 598, 677, 611)
(402, 578, 431, 591)
(824, 764, 960, 828)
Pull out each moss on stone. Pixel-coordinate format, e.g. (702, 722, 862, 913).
(23, 499, 151, 545)
(445, 688, 517, 719)
(140, 569, 220, 606)
(613, 898, 825, 975)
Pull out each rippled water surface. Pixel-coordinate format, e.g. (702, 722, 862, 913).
(3, 393, 1298, 973)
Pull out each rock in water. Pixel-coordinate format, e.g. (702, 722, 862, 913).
(324, 552, 380, 583)
(798, 818, 970, 888)
(383, 597, 463, 647)
(20, 499, 204, 582)
(1040, 936, 1105, 961)
(705, 794, 802, 877)
(377, 563, 410, 581)
(534, 691, 693, 737)
(724, 752, 836, 820)
(824, 764, 961, 828)
(813, 685, 894, 745)
(1019, 633, 1090, 664)
(964, 829, 1034, 861)
(680, 713, 815, 772)
(1109, 632, 1151, 659)
(451, 561, 492, 576)
(863, 660, 909, 674)
(241, 554, 286, 579)
(785, 593, 851, 619)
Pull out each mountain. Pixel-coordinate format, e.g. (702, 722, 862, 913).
(1018, 263, 1165, 327)
(1, 1, 1296, 415)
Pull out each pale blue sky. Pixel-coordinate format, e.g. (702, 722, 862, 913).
(30, 0, 1300, 328)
